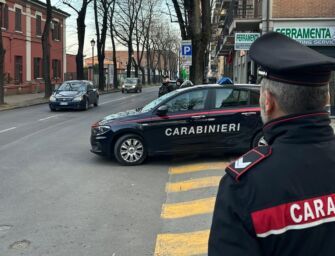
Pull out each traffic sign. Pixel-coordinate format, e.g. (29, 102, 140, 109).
(181, 40, 192, 57)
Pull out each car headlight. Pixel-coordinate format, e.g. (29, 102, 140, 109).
(122, 85, 125, 88)
(73, 95, 83, 102)
(132, 85, 136, 88)
(49, 96, 56, 102)
(92, 125, 111, 136)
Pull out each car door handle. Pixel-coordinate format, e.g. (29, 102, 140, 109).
(241, 112, 257, 116)
(190, 115, 206, 120)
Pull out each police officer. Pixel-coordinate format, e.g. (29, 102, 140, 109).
(208, 32, 335, 256)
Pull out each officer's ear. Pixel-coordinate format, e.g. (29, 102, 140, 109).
(263, 90, 276, 115)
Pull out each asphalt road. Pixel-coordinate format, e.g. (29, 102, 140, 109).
(0, 86, 239, 256)
(0, 87, 175, 256)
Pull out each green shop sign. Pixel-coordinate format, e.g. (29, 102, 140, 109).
(234, 33, 260, 50)
(274, 27, 335, 46)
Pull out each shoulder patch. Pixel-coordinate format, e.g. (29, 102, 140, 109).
(226, 146, 272, 181)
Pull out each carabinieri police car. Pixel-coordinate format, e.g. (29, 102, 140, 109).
(90, 84, 265, 165)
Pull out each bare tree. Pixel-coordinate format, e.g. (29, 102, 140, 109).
(42, 0, 53, 98)
(170, 0, 211, 84)
(0, 3, 5, 104)
(113, 0, 143, 78)
(63, 0, 92, 80)
(109, 0, 118, 88)
(93, 0, 113, 91)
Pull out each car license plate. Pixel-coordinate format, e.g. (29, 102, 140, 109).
(60, 102, 68, 105)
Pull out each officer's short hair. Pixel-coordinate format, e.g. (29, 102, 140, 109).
(261, 78, 329, 114)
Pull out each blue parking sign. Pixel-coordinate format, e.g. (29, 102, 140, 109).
(182, 45, 192, 56)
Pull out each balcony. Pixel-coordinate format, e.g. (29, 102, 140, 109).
(216, 0, 262, 56)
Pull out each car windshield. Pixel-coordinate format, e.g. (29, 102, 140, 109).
(58, 82, 86, 92)
(141, 90, 179, 112)
(125, 78, 137, 84)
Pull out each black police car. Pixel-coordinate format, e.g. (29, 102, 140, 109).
(91, 84, 264, 165)
(49, 80, 99, 111)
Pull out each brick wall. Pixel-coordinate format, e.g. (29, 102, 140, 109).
(272, 0, 335, 18)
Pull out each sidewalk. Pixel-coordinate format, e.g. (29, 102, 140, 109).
(0, 92, 48, 111)
(0, 88, 123, 111)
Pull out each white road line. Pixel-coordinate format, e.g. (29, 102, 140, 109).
(0, 127, 17, 134)
(100, 95, 137, 106)
(38, 115, 60, 121)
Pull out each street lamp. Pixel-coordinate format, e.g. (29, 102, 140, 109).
(90, 39, 95, 82)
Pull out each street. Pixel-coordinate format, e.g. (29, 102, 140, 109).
(0, 87, 231, 256)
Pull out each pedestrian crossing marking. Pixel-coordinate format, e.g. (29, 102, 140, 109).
(161, 197, 216, 219)
(169, 162, 228, 175)
(166, 176, 222, 193)
(154, 230, 210, 256)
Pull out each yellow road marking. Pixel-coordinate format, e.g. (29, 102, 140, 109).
(161, 197, 216, 219)
(166, 176, 222, 193)
(169, 162, 228, 175)
(154, 230, 210, 256)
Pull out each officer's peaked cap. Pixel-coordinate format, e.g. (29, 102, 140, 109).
(250, 32, 335, 86)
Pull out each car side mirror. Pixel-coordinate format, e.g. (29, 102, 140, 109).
(156, 105, 168, 116)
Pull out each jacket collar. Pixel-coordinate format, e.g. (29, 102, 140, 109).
(263, 111, 334, 145)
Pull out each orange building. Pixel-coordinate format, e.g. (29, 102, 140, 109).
(2, 0, 70, 95)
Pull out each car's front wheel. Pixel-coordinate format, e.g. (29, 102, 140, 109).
(114, 134, 147, 165)
(83, 98, 89, 111)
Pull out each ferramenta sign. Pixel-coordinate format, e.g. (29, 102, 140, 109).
(234, 33, 260, 50)
(274, 26, 335, 46)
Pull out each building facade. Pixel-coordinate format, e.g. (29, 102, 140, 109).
(212, 0, 335, 84)
(1, 0, 69, 94)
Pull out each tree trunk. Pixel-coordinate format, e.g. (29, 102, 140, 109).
(171, 0, 188, 39)
(140, 66, 145, 84)
(42, 0, 52, 98)
(111, 33, 118, 88)
(0, 4, 5, 105)
(127, 41, 133, 77)
(190, 0, 211, 85)
(146, 48, 151, 84)
(76, 13, 86, 79)
(98, 51, 105, 91)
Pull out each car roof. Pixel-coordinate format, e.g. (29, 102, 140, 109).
(175, 83, 260, 92)
(63, 80, 89, 84)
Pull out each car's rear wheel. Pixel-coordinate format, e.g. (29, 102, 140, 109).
(252, 131, 267, 148)
(114, 134, 147, 165)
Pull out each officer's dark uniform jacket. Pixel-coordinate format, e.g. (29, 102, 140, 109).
(209, 111, 335, 256)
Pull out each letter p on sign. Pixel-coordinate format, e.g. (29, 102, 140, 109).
(182, 45, 192, 56)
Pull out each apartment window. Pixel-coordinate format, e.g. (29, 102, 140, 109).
(52, 59, 61, 78)
(52, 21, 61, 41)
(15, 56, 23, 83)
(34, 58, 42, 79)
(15, 8, 22, 31)
(0, 4, 8, 29)
(36, 15, 41, 36)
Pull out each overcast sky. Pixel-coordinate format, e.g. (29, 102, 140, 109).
(43, 0, 179, 58)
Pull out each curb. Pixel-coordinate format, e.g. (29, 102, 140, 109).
(0, 88, 122, 112)
(0, 99, 49, 111)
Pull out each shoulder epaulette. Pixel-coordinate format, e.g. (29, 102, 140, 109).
(226, 146, 272, 181)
